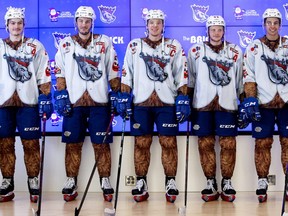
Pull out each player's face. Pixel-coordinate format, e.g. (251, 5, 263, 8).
(264, 17, 280, 39)
(76, 17, 92, 36)
(147, 19, 163, 38)
(7, 18, 24, 37)
(208, 26, 224, 45)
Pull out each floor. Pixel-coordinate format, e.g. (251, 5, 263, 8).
(0, 191, 286, 216)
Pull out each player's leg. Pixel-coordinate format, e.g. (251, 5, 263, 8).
(89, 106, 114, 202)
(61, 107, 86, 202)
(219, 136, 236, 202)
(193, 111, 219, 202)
(130, 106, 153, 202)
(277, 108, 288, 200)
(216, 111, 238, 202)
(0, 138, 16, 202)
(156, 106, 180, 203)
(252, 108, 274, 203)
(132, 135, 152, 202)
(0, 108, 17, 202)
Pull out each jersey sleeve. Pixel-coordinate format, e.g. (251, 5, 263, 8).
(33, 39, 51, 86)
(187, 44, 198, 89)
(121, 40, 135, 89)
(243, 41, 257, 84)
(54, 37, 68, 79)
(103, 35, 120, 83)
(233, 45, 244, 98)
(170, 39, 188, 91)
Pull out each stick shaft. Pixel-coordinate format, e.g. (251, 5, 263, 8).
(184, 121, 190, 207)
(75, 114, 114, 216)
(282, 164, 288, 216)
(114, 118, 126, 210)
(35, 115, 47, 216)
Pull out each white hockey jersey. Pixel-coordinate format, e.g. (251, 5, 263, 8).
(0, 38, 50, 105)
(243, 38, 288, 104)
(187, 42, 243, 111)
(55, 34, 119, 104)
(121, 38, 188, 104)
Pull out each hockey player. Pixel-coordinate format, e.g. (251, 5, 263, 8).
(187, 15, 243, 202)
(0, 6, 53, 202)
(240, 8, 288, 203)
(54, 6, 120, 202)
(117, 9, 190, 203)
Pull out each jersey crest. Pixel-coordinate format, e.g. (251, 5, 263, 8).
(73, 53, 102, 82)
(139, 52, 169, 82)
(202, 56, 232, 86)
(4, 54, 32, 83)
(261, 54, 288, 85)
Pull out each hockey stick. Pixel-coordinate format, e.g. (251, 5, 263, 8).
(178, 121, 190, 216)
(74, 113, 114, 216)
(104, 117, 126, 216)
(282, 163, 288, 216)
(32, 114, 47, 216)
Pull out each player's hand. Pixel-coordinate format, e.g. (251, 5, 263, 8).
(38, 93, 53, 119)
(54, 90, 72, 117)
(117, 92, 132, 119)
(109, 91, 119, 116)
(238, 104, 250, 129)
(175, 95, 191, 123)
(242, 97, 261, 122)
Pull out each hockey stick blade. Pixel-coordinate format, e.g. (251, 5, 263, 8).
(104, 207, 116, 216)
(32, 208, 37, 216)
(178, 206, 186, 216)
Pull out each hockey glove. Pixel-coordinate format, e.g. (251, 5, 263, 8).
(117, 92, 132, 119)
(175, 95, 191, 123)
(237, 104, 250, 129)
(109, 91, 119, 116)
(54, 89, 72, 117)
(242, 97, 261, 121)
(38, 93, 54, 119)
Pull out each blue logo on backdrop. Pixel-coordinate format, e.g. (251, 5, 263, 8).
(237, 30, 256, 48)
(190, 4, 209, 23)
(233, 5, 259, 20)
(49, 8, 60, 22)
(48, 8, 73, 22)
(52, 32, 71, 49)
(283, 4, 288, 20)
(98, 5, 116, 24)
